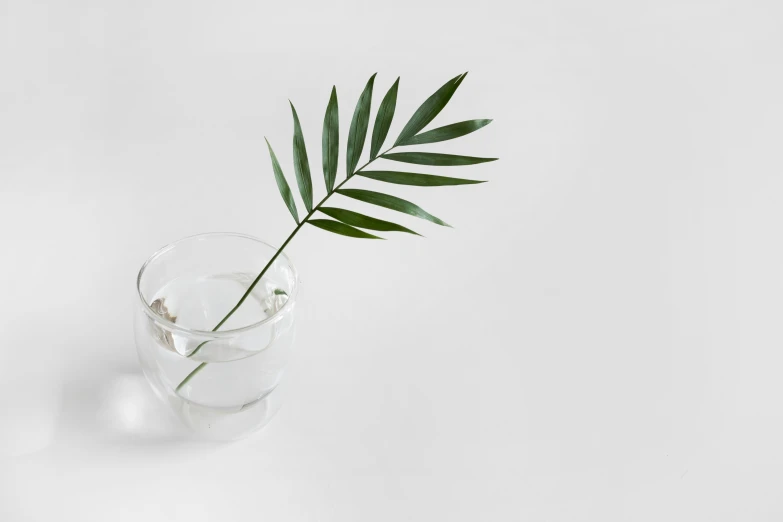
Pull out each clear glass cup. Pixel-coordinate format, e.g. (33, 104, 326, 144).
(134, 233, 299, 440)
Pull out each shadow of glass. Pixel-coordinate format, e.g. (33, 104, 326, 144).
(55, 369, 201, 450)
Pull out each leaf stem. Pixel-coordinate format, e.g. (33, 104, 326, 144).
(174, 146, 395, 394)
(175, 362, 206, 392)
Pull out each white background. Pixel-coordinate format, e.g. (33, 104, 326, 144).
(2, 0, 783, 520)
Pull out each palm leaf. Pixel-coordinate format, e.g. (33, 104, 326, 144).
(357, 170, 485, 187)
(264, 138, 299, 223)
(394, 72, 467, 146)
(347, 73, 377, 176)
(322, 87, 339, 193)
(319, 207, 420, 235)
(382, 152, 497, 166)
(337, 188, 450, 227)
(290, 102, 313, 212)
(175, 72, 500, 394)
(401, 119, 492, 146)
(370, 77, 399, 159)
(309, 219, 383, 239)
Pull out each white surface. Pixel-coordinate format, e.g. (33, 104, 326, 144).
(2, 0, 783, 519)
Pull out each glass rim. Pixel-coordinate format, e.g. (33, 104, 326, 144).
(136, 232, 299, 338)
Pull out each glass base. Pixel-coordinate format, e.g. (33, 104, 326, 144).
(176, 385, 285, 441)
(142, 364, 286, 441)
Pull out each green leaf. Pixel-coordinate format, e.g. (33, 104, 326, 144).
(347, 73, 377, 176)
(290, 101, 313, 213)
(394, 72, 467, 146)
(308, 219, 384, 239)
(401, 119, 492, 146)
(322, 87, 339, 193)
(357, 170, 486, 187)
(319, 207, 420, 235)
(370, 77, 399, 160)
(264, 138, 299, 223)
(337, 188, 450, 227)
(381, 152, 498, 166)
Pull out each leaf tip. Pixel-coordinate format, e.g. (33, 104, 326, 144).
(453, 72, 468, 88)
